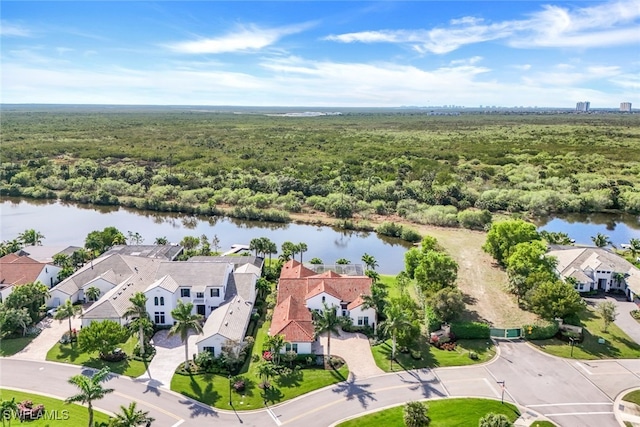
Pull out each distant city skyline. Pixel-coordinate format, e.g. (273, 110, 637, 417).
(2, 1, 639, 107)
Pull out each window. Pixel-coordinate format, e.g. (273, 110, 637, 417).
(196, 292, 204, 299)
(358, 316, 369, 326)
(285, 343, 298, 353)
(322, 296, 326, 303)
(210, 288, 220, 298)
(160, 297, 164, 306)
(154, 297, 158, 305)
(203, 347, 215, 355)
(180, 288, 191, 298)
(154, 296, 164, 306)
(154, 312, 165, 324)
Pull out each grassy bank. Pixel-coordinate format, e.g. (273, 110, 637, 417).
(0, 388, 112, 426)
(46, 336, 148, 377)
(337, 398, 520, 427)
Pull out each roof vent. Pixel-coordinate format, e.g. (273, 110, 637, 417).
(224, 321, 228, 326)
(229, 310, 233, 315)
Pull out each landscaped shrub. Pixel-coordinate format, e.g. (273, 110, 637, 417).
(17, 400, 45, 421)
(522, 321, 559, 340)
(451, 322, 490, 339)
(232, 376, 247, 393)
(469, 351, 479, 360)
(375, 222, 421, 243)
(195, 350, 216, 371)
(631, 310, 640, 320)
(410, 350, 422, 360)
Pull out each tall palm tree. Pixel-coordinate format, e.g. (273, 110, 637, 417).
(1, 397, 18, 427)
(313, 303, 346, 362)
(297, 242, 308, 263)
(154, 236, 169, 245)
(629, 238, 640, 259)
(380, 302, 412, 361)
(85, 286, 101, 302)
(123, 293, 150, 356)
(18, 229, 45, 246)
(66, 367, 114, 427)
(169, 300, 203, 371)
(591, 233, 611, 248)
(54, 300, 83, 339)
(250, 238, 264, 257)
(361, 253, 378, 271)
(109, 402, 155, 427)
(265, 334, 287, 365)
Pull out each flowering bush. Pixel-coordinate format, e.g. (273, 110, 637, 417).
(262, 351, 273, 361)
(232, 376, 246, 393)
(17, 400, 45, 421)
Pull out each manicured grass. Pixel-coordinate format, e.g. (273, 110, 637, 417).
(171, 319, 349, 410)
(0, 336, 35, 356)
(531, 306, 640, 360)
(371, 338, 494, 372)
(623, 390, 640, 406)
(46, 335, 148, 377)
(337, 398, 520, 427)
(530, 422, 556, 427)
(0, 388, 111, 426)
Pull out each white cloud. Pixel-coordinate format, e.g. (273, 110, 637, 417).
(512, 64, 531, 71)
(449, 56, 483, 66)
(0, 21, 32, 37)
(166, 22, 313, 54)
(325, 0, 640, 53)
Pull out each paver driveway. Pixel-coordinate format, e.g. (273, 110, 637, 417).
(8, 313, 81, 361)
(313, 331, 384, 379)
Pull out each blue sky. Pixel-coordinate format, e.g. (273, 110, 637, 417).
(2, 1, 639, 107)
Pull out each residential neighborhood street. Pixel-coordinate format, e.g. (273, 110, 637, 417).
(3, 340, 639, 427)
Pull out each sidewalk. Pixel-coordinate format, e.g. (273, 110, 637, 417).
(614, 389, 640, 427)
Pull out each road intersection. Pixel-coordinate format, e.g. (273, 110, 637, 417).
(2, 340, 639, 426)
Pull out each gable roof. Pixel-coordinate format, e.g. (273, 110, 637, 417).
(145, 275, 180, 293)
(197, 295, 253, 344)
(155, 261, 231, 288)
(270, 264, 373, 342)
(0, 254, 48, 287)
(17, 246, 82, 263)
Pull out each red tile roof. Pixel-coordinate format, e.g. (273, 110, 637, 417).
(0, 254, 47, 287)
(269, 263, 373, 343)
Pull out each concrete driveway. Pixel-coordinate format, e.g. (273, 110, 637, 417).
(313, 331, 384, 380)
(136, 329, 200, 389)
(586, 295, 640, 344)
(8, 313, 82, 361)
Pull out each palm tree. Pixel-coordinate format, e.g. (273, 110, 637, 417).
(169, 300, 203, 371)
(361, 253, 378, 271)
(335, 258, 350, 265)
(109, 402, 155, 427)
(380, 302, 412, 361)
(591, 233, 611, 248)
(123, 293, 150, 357)
(1, 397, 18, 427)
(281, 241, 296, 260)
(297, 242, 308, 263)
(256, 277, 271, 300)
(250, 238, 264, 257)
(629, 238, 640, 259)
(86, 286, 101, 302)
(54, 300, 83, 339)
(18, 229, 45, 246)
(265, 334, 287, 365)
(265, 240, 277, 264)
(313, 303, 346, 363)
(66, 367, 114, 427)
(154, 236, 169, 245)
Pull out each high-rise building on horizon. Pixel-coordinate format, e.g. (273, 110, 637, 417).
(620, 102, 632, 112)
(576, 101, 590, 112)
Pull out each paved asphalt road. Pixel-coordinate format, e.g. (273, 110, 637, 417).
(2, 340, 639, 426)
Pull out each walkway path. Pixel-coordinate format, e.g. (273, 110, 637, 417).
(313, 331, 384, 380)
(136, 329, 200, 389)
(8, 314, 81, 361)
(4, 340, 640, 427)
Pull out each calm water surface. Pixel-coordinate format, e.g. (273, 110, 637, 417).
(0, 198, 412, 274)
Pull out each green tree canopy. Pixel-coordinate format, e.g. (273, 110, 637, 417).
(414, 251, 458, 295)
(4, 282, 49, 323)
(527, 280, 585, 320)
(597, 301, 618, 333)
(403, 401, 430, 427)
(483, 219, 540, 266)
(78, 320, 129, 359)
(429, 287, 466, 323)
(506, 240, 557, 303)
(85, 227, 126, 255)
(478, 413, 513, 427)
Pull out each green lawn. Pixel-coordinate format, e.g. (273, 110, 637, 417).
(530, 422, 557, 427)
(337, 398, 520, 427)
(0, 336, 35, 356)
(531, 306, 640, 360)
(623, 390, 640, 406)
(171, 320, 349, 410)
(372, 338, 494, 372)
(0, 388, 112, 426)
(46, 336, 148, 377)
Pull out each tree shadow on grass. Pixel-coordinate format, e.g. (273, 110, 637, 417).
(274, 368, 303, 388)
(331, 375, 376, 409)
(84, 356, 132, 375)
(262, 386, 284, 404)
(179, 373, 221, 407)
(54, 343, 82, 362)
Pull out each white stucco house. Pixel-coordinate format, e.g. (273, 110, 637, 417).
(0, 253, 62, 302)
(548, 246, 640, 301)
(269, 260, 375, 355)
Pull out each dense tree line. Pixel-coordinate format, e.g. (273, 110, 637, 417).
(2, 112, 639, 230)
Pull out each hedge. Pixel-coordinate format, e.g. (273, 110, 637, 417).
(522, 321, 559, 340)
(450, 322, 490, 339)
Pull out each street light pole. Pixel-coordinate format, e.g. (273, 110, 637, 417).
(569, 337, 575, 358)
(229, 373, 232, 406)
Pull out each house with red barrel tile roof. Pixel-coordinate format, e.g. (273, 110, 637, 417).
(269, 260, 375, 354)
(0, 253, 62, 301)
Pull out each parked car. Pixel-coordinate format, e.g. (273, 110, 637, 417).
(46, 307, 58, 317)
